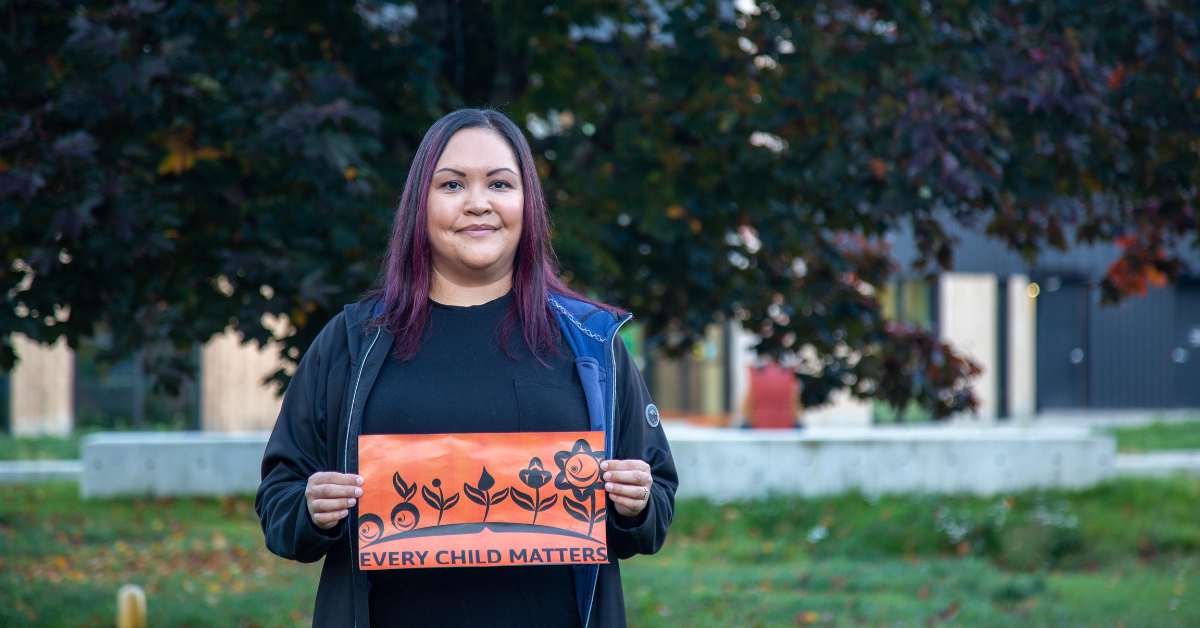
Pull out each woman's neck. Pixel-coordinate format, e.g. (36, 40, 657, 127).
(428, 265, 514, 306)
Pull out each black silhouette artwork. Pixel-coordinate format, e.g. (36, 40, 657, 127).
(390, 472, 420, 532)
(422, 478, 460, 526)
(356, 433, 612, 569)
(511, 457, 559, 525)
(358, 513, 384, 543)
(554, 439, 608, 538)
(463, 467, 509, 522)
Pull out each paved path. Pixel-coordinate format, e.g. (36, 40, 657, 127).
(1115, 451, 1200, 477)
(1033, 409, 1200, 428)
(0, 460, 83, 484)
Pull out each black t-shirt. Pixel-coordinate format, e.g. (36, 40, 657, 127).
(361, 292, 588, 628)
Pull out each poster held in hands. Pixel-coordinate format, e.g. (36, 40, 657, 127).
(356, 431, 610, 570)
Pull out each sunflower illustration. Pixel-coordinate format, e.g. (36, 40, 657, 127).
(554, 439, 608, 537)
(554, 439, 606, 501)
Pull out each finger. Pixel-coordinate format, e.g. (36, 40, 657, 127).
(311, 497, 357, 512)
(311, 472, 363, 486)
(608, 494, 645, 512)
(600, 460, 650, 473)
(309, 483, 363, 499)
(312, 509, 349, 526)
(604, 482, 650, 499)
(602, 469, 651, 486)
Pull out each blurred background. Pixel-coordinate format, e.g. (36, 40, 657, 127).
(2, 0, 1199, 626)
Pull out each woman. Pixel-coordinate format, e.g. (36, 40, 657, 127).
(255, 109, 678, 628)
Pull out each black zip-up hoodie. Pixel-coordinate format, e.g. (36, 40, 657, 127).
(255, 296, 678, 628)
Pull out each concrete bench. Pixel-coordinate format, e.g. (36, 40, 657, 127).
(78, 425, 1118, 500)
(82, 432, 269, 499)
(664, 424, 1117, 500)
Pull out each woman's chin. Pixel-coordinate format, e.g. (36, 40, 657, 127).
(444, 254, 515, 278)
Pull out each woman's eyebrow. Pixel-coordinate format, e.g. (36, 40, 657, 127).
(487, 167, 518, 177)
(434, 168, 467, 176)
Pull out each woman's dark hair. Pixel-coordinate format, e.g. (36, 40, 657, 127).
(366, 108, 614, 360)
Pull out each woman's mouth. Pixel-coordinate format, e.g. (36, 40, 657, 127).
(459, 224, 499, 236)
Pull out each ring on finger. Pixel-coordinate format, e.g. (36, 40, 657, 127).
(641, 486, 650, 500)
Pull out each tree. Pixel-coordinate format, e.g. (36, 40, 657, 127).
(4, 0, 1198, 417)
(1, 0, 438, 389)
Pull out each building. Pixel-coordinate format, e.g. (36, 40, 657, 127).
(889, 223, 1200, 416)
(6, 222, 1198, 435)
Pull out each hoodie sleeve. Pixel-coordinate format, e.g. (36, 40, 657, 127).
(255, 312, 349, 564)
(606, 337, 678, 560)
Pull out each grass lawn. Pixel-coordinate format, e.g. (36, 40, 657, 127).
(2, 478, 1198, 627)
(1110, 420, 1200, 453)
(0, 433, 83, 461)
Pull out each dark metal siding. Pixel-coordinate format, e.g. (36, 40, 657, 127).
(1088, 287, 1176, 408)
(1176, 280, 1200, 407)
(1035, 276, 1090, 410)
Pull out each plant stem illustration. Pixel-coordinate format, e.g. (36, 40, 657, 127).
(422, 479, 459, 526)
(464, 467, 509, 522)
(390, 472, 420, 531)
(512, 457, 558, 525)
(563, 489, 606, 538)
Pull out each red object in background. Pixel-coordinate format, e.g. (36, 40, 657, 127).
(748, 362, 799, 428)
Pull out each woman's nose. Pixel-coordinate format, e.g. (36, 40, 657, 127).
(463, 187, 490, 215)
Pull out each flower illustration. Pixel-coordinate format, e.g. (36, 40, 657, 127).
(519, 457, 552, 489)
(464, 467, 509, 522)
(554, 440, 607, 538)
(511, 458, 558, 525)
(422, 478, 459, 526)
(554, 439, 606, 501)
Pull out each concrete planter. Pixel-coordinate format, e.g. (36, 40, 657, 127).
(77, 425, 1118, 500)
(81, 431, 269, 499)
(666, 424, 1117, 501)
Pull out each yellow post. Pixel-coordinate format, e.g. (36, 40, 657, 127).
(116, 584, 147, 628)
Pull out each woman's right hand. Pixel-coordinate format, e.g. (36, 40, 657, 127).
(306, 472, 364, 529)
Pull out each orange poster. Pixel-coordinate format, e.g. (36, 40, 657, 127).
(356, 432, 609, 570)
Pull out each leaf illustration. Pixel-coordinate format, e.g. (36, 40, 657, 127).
(477, 467, 496, 492)
(592, 507, 607, 523)
(563, 496, 591, 523)
(511, 487, 535, 511)
(404, 483, 417, 501)
(464, 483, 487, 506)
(393, 472, 411, 500)
(488, 487, 510, 505)
(422, 485, 442, 510)
(537, 494, 559, 512)
(443, 493, 459, 510)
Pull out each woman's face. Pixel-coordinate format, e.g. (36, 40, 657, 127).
(426, 128, 524, 286)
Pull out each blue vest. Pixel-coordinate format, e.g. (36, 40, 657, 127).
(547, 294, 633, 628)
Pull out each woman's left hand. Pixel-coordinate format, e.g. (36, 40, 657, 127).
(601, 459, 653, 518)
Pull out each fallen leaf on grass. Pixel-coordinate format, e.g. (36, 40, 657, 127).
(795, 610, 820, 625)
(925, 602, 960, 626)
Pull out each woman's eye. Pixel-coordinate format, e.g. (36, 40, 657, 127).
(490, 181, 512, 190)
(444, 181, 462, 190)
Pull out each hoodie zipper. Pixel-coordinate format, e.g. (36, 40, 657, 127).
(345, 327, 381, 628)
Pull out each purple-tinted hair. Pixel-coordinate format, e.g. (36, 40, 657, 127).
(366, 108, 616, 360)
